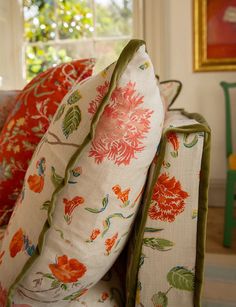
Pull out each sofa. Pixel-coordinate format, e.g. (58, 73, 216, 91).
(0, 104, 211, 306)
(0, 38, 210, 307)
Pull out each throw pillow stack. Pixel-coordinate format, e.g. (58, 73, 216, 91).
(0, 40, 164, 306)
(0, 59, 95, 226)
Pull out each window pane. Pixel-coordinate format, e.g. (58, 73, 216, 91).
(25, 41, 95, 81)
(23, 0, 57, 42)
(94, 39, 129, 72)
(55, 41, 95, 59)
(57, 0, 93, 39)
(95, 0, 133, 37)
(25, 45, 72, 81)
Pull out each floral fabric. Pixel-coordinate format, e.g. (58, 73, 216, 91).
(0, 59, 95, 226)
(0, 257, 124, 307)
(159, 81, 182, 111)
(134, 111, 205, 307)
(0, 41, 164, 305)
(0, 91, 20, 132)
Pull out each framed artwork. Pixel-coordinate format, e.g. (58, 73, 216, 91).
(194, 0, 236, 71)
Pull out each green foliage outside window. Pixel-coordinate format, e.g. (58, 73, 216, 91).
(23, 0, 132, 81)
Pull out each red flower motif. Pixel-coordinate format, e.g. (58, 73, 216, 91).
(148, 173, 189, 222)
(98, 291, 109, 302)
(90, 228, 101, 241)
(112, 184, 130, 204)
(167, 132, 179, 157)
(27, 158, 46, 193)
(88, 81, 110, 115)
(63, 196, 84, 224)
(88, 82, 153, 165)
(105, 233, 118, 255)
(27, 175, 44, 193)
(0, 282, 7, 307)
(49, 255, 87, 283)
(9, 228, 24, 257)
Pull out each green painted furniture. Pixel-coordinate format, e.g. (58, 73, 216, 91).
(220, 81, 236, 247)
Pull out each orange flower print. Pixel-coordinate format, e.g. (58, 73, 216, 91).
(0, 251, 5, 265)
(112, 185, 130, 206)
(63, 196, 84, 224)
(148, 173, 189, 222)
(27, 175, 44, 193)
(0, 282, 7, 307)
(105, 233, 118, 255)
(9, 228, 24, 257)
(27, 157, 46, 193)
(88, 82, 153, 165)
(49, 255, 87, 283)
(98, 291, 109, 302)
(9, 228, 35, 258)
(87, 228, 101, 242)
(167, 132, 179, 157)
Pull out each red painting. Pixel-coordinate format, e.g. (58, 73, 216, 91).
(207, 0, 236, 59)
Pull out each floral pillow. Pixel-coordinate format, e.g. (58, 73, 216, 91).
(159, 80, 182, 111)
(0, 90, 20, 131)
(0, 40, 164, 305)
(126, 110, 211, 307)
(0, 59, 95, 226)
(11, 268, 124, 307)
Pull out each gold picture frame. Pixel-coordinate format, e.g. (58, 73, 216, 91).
(194, 0, 236, 72)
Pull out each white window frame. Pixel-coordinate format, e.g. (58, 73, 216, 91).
(21, 0, 144, 84)
(3, 0, 149, 89)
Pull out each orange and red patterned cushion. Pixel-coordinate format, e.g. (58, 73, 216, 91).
(0, 59, 95, 226)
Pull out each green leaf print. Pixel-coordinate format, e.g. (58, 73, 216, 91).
(54, 104, 66, 122)
(51, 166, 64, 187)
(61, 283, 68, 291)
(62, 105, 81, 139)
(41, 200, 51, 211)
(85, 195, 109, 213)
(139, 253, 146, 268)
(183, 133, 198, 148)
(0, 158, 12, 179)
(63, 288, 87, 301)
(170, 151, 178, 158)
(67, 91, 82, 105)
(143, 238, 174, 251)
(51, 279, 60, 289)
(167, 266, 194, 291)
(102, 213, 134, 237)
(152, 291, 168, 307)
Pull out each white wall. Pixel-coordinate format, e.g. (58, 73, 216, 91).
(156, 0, 236, 184)
(0, 0, 24, 90)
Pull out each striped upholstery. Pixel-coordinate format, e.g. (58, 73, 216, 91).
(203, 253, 236, 307)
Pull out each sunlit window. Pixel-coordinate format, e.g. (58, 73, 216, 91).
(23, 0, 133, 81)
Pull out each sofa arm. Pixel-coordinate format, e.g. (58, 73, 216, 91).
(126, 109, 211, 307)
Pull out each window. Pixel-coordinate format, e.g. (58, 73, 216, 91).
(23, 0, 133, 81)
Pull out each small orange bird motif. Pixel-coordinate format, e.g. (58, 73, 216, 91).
(27, 157, 46, 193)
(112, 185, 130, 204)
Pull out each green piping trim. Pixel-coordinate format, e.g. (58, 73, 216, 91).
(7, 39, 145, 307)
(220, 81, 236, 157)
(126, 109, 211, 307)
